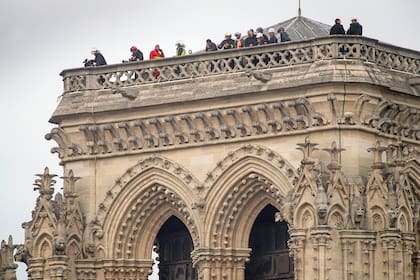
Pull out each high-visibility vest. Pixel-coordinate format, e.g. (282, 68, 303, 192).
(177, 47, 186, 56)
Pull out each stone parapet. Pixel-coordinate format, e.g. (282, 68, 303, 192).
(60, 36, 420, 94)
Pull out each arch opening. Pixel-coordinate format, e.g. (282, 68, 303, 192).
(153, 216, 197, 280)
(245, 205, 294, 280)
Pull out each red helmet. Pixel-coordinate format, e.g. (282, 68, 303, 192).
(130, 46, 137, 51)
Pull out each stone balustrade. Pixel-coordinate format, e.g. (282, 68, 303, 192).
(61, 36, 420, 93)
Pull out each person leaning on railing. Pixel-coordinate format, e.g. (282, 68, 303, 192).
(205, 39, 218, 52)
(267, 28, 278, 44)
(149, 44, 165, 78)
(330, 18, 346, 35)
(278, 28, 291, 42)
(244, 29, 258, 47)
(83, 48, 107, 67)
(347, 18, 363, 35)
(218, 33, 235, 50)
(129, 46, 144, 62)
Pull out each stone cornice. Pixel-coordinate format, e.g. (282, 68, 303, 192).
(46, 94, 420, 163)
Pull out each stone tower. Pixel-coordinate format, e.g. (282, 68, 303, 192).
(10, 21, 420, 280)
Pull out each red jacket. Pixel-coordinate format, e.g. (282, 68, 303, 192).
(149, 49, 164, 59)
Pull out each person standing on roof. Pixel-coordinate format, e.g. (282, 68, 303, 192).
(267, 28, 278, 44)
(205, 39, 218, 52)
(175, 41, 186, 56)
(218, 33, 235, 50)
(278, 28, 291, 42)
(84, 48, 107, 67)
(234, 32, 244, 48)
(347, 18, 363, 35)
(150, 44, 165, 78)
(256, 27, 269, 43)
(256, 33, 268, 46)
(244, 29, 258, 47)
(329, 18, 346, 35)
(129, 46, 144, 61)
(150, 44, 165, 60)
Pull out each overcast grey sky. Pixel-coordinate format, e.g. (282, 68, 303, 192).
(0, 0, 419, 279)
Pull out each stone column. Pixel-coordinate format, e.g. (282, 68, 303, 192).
(75, 260, 97, 280)
(402, 233, 416, 280)
(381, 230, 402, 280)
(310, 226, 332, 280)
(27, 258, 45, 280)
(339, 230, 376, 280)
(414, 251, 420, 280)
(288, 228, 306, 280)
(46, 255, 69, 280)
(191, 248, 250, 280)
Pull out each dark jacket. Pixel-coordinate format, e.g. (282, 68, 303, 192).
(130, 49, 144, 61)
(347, 23, 363, 35)
(244, 35, 258, 47)
(94, 52, 107, 66)
(219, 38, 235, 49)
(206, 42, 218, 52)
(330, 24, 346, 35)
(280, 31, 291, 42)
(267, 35, 278, 44)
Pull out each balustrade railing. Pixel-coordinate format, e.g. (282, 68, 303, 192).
(61, 36, 420, 93)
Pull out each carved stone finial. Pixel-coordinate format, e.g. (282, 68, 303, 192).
(0, 235, 18, 275)
(61, 169, 80, 199)
(387, 141, 408, 167)
(33, 167, 57, 200)
(296, 137, 319, 165)
(323, 141, 345, 171)
(385, 174, 399, 229)
(367, 140, 388, 169)
(314, 165, 329, 225)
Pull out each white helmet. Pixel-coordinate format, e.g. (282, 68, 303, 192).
(256, 32, 263, 38)
(268, 28, 275, 33)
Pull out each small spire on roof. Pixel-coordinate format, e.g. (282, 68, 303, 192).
(298, 0, 302, 16)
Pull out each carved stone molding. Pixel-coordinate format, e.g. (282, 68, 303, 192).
(96, 155, 200, 226)
(47, 97, 330, 161)
(191, 248, 251, 280)
(355, 96, 420, 141)
(203, 144, 297, 191)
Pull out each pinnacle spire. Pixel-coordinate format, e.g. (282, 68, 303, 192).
(298, 0, 302, 16)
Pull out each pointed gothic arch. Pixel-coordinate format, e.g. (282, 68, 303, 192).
(245, 204, 293, 280)
(154, 215, 197, 280)
(204, 145, 297, 248)
(34, 233, 54, 259)
(98, 156, 202, 259)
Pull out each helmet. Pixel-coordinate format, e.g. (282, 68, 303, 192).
(234, 32, 241, 37)
(268, 28, 275, 33)
(130, 46, 137, 51)
(256, 32, 263, 38)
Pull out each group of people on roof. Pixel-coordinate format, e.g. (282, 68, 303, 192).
(84, 41, 187, 67)
(205, 27, 291, 52)
(330, 18, 363, 35)
(84, 18, 363, 68)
